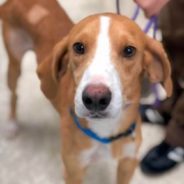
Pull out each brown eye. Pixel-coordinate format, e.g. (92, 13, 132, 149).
(123, 46, 136, 58)
(73, 42, 85, 54)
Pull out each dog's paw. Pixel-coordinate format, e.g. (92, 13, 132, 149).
(2, 120, 20, 139)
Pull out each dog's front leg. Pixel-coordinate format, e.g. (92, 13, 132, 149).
(117, 158, 138, 184)
(62, 152, 87, 184)
(61, 125, 88, 184)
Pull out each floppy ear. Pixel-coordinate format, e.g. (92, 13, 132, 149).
(37, 36, 69, 99)
(143, 36, 173, 97)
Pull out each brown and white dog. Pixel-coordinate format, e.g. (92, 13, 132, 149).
(37, 13, 172, 183)
(0, 0, 73, 134)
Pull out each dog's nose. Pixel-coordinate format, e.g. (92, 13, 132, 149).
(82, 84, 111, 111)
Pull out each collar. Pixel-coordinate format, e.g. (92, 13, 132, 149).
(70, 109, 136, 144)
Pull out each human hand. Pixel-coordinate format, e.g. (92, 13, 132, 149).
(134, 0, 170, 17)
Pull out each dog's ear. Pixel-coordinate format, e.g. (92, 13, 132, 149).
(143, 36, 173, 97)
(37, 36, 69, 99)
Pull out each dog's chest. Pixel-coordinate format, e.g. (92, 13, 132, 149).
(79, 140, 137, 167)
(80, 142, 113, 167)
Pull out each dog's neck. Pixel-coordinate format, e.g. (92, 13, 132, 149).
(87, 112, 123, 138)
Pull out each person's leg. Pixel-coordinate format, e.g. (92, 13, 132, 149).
(140, 0, 184, 175)
(166, 93, 184, 147)
(140, 44, 184, 174)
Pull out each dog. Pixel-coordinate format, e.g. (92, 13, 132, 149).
(0, 0, 73, 134)
(37, 13, 172, 184)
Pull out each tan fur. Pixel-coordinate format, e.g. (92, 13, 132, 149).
(0, 0, 73, 122)
(37, 13, 172, 184)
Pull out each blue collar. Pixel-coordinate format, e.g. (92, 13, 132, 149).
(70, 109, 136, 144)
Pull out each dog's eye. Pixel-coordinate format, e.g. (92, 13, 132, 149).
(73, 42, 85, 54)
(123, 46, 136, 58)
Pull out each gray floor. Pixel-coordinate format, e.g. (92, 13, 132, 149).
(0, 0, 183, 184)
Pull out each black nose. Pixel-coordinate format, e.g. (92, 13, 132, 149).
(82, 84, 112, 111)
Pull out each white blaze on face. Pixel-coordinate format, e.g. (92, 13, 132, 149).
(87, 16, 113, 81)
(75, 16, 123, 125)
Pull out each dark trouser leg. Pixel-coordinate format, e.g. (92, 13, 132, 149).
(162, 38, 184, 147)
(166, 93, 184, 147)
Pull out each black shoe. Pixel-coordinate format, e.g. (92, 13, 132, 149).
(140, 141, 184, 175)
(140, 105, 171, 125)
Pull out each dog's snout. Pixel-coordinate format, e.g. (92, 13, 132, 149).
(82, 84, 111, 111)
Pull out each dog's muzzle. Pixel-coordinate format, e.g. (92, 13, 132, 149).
(82, 84, 111, 114)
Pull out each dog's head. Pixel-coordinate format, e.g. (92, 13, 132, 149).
(37, 13, 172, 120)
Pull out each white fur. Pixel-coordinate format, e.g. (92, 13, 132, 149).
(87, 114, 122, 137)
(8, 27, 33, 60)
(27, 5, 49, 25)
(74, 16, 124, 137)
(80, 142, 118, 184)
(80, 141, 112, 167)
(122, 142, 137, 158)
